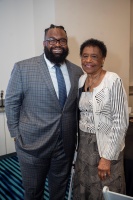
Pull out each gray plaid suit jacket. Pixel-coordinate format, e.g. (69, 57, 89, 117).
(5, 54, 83, 158)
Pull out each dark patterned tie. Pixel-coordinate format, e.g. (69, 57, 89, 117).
(54, 64, 67, 108)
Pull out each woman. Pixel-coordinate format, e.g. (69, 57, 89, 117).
(73, 38, 129, 200)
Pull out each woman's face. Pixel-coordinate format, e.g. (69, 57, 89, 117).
(81, 46, 105, 75)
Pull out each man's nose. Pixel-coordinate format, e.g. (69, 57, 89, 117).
(55, 41, 61, 46)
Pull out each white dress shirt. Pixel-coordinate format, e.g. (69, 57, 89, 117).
(44, 54, 71, 98)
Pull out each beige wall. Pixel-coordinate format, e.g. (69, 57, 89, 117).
(129, 0, 133, 111)
(55, 0, 130, 97)
(130, 0, 133, 86)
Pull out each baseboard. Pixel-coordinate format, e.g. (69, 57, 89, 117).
(0, 152, 17, 160)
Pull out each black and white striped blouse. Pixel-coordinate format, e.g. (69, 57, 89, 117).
(78, 71, 129, 160)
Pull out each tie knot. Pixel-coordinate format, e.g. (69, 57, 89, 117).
(54, 64, 61, 69)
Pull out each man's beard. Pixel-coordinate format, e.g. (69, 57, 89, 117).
(44, 46, 69, 64)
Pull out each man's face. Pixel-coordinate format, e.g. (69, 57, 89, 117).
(43, 28, 69, 64)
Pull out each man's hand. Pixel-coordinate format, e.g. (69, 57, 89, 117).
(98, 157, 111, 181)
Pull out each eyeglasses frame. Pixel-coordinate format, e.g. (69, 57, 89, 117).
(45, 37, 67, 46)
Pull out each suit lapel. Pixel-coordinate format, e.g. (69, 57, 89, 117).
(37, 54, 61, 109)
(36, 55, 77, 110)
(65, 60, 75, 105)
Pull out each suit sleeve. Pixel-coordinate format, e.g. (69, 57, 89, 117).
(5, 63, 23, 137)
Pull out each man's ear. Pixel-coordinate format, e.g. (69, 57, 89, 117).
(43, 41, 46, 47)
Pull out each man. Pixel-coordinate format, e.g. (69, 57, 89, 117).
(5, 24, 83, 200)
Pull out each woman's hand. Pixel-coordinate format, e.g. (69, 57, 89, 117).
(98, 157, 111, 181)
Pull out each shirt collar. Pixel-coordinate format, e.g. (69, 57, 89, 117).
(44, 53, 65, 69)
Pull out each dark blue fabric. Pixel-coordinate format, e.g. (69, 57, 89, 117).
(0, 155, 72, 200)
(54, 65, 67, 108)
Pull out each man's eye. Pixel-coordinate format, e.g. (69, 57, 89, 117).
(60, 39, 66, 42)
(50, 39, 55, 42)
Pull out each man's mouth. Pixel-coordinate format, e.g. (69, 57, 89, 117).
(52, 48, 63, 54)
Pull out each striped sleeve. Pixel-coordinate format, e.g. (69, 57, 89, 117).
(102, 77, 129, 160)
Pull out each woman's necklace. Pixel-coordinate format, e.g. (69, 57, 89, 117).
(86, 69, 103, 91)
